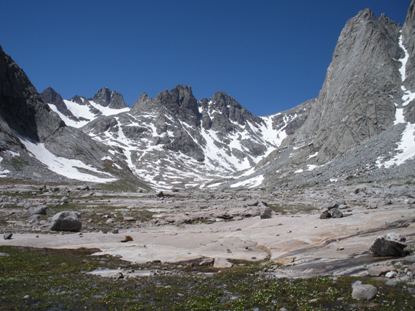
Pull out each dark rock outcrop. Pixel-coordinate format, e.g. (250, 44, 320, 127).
(92, 87, 127, 109)
(41, 87, 76, 119)
(0, 46, 64, 141)
(370, 233, 407, 257)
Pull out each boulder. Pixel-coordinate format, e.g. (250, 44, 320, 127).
(329, 208, 344, 218)
(351, 281, 377, 301)
(320, 207, 343, 219)
(367, 265, 392, 276)
(324, 202, 340, 210)
(370, 233, 407, 257)
(385, 271, 397, 278)
(213, 257, 233, 268)
(260, 207, 273, 219)
(320, 210, 331, 219)
(3, 233, 13, 240)
(28, 205, 47, 216)
(50, 211, 82, 232)
(27, 214, 41, 224)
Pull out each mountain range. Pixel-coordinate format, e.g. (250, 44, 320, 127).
(0, 1, 414, 191)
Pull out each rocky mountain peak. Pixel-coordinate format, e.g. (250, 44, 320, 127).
(154, 85, 200, 125)
(41, 87, 63, 104)
(70, 95, 87, 105)
(40, 87, 77, 119)
(354, 8, 373, 21)
(205, 91, 261, 127)
(92, 87, 127, 109)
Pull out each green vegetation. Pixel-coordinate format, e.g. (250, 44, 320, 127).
(100, 179, 148, 192)
(1, 246, 414, 310)
(267, 203, 316, 215)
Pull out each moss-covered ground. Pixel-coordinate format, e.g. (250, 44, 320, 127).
(1, 246, 414, 310)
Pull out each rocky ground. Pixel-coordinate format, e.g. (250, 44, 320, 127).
(1, 178, 415, 310)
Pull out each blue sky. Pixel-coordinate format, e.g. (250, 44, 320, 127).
(0, 0, 409, 115)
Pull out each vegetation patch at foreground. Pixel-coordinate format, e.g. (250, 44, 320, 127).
(0, 246, 414, 310)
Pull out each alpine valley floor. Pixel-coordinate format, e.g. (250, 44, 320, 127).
(1, 178, 415, 310)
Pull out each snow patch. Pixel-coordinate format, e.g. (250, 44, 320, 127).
(0, 156, 10, 177)
(307, 164, 318, 171)
(398, 34, 409, 82)
(382, 123, 415, 168)
(230, 175, 264, 188)
(19, 138, 116, 183)
(88, 100, 130, 116)
(308, 152, 318, 159)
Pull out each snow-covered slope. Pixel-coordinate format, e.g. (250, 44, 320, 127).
(48, 99, 129, 128)
(41, 87, 130, 128)
(79, 86, 306, 190)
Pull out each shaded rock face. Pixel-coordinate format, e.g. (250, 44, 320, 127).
(0, 47, 147, 188)
(403, 0, 415, 90)
(40, 87, 76, 118)
(0, 46, 64, 141)
(92, 87, 127, 109)
(402, 0, 415, 123)
(294, 10, 400, 161)
(200, 92, 261, 131)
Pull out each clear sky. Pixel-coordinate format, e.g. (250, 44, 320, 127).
(0, 0, 409, 115)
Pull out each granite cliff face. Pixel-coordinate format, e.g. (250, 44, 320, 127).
(0, 3, 414, 190)
(251, 3, 415, 189)
(289, 9, 400, 161)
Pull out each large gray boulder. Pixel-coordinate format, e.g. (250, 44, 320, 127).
(351, 281, 377, 301)
(50, 211, 82, 232)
